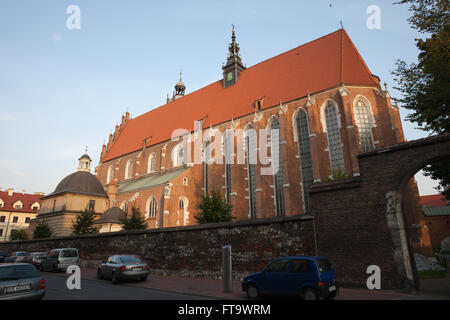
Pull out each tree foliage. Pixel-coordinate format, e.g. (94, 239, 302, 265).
(9, 229, 28, 241)
(71, 209, 100, 235)
(195, 190, 234, 224)
(120, 206, 147, 230)
(33, 220, 54, 239)
(393, 0, 450, 198)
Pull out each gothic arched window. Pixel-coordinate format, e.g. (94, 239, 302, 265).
(121, 201, 128, 214)
(147, 196, 158, 218)
(269, 116, 285, 216)
(106, 166, 114, 184)
(295, 109, 314, 213)
(125, 160, 133, 179)
(148, 153, 156, 173)
(173, 144, 184, 167)
(224, 129, 232, 203)
(325, 101, 345, 175)
(354, 99, 375, 152)
(203, 141, 210, 194)
(245, 124, 257, 218)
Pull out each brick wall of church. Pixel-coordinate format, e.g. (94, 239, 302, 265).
(1, 215, 315, 281)
(96, 84, 408, 230)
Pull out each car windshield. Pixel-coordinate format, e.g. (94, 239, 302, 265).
(0, 265, 39, 281)
(316, 258, 333, 273)
(118, 256, 142, 264)
(16, 252, 28, 256)
(35, 254, 46, 259)
(60, 250, 78, 258)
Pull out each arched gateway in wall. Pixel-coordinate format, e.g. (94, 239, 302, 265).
(309, 134, 450, 290)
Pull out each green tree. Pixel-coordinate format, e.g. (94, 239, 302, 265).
(9, 229, 28, 241)
(392, 0, 450, 198)
(33, 220, 54, 239)
(120, 206, 147, 230)
(195, 190, 234, 224)
(71, 209, 100, 235)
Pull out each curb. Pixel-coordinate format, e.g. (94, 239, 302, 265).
(41, 271, 244, 300)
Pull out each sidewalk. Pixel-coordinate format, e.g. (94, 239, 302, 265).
(73, 268, 412, 300)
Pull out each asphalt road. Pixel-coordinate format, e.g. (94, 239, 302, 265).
(41, 272, 213, 300)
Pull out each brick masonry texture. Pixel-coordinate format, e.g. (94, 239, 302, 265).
(309, 134, 450, 289)
(0, 215, 315, 281)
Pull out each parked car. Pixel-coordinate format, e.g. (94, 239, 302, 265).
(3, 252, 29, 263)
(242, 256, 338, 300)
(39, 248, 79, 272)
(0, 263, 46, 300)
(24, 252, 47, 269)
(0, 252, 6, 263)
(97, 255, 150, 284)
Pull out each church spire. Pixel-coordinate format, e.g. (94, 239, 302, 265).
(222, 25, 246, 88)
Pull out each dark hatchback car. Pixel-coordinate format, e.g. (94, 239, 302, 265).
(24, 252, 47, 268)
(97, 255, 150, 284)
(0, 263, 46, 300)
(242, 256, 338, 300)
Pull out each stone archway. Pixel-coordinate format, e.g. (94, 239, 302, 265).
(310, 134, 450, 290)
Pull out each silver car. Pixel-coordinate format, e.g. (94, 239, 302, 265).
(97, 255, 150, 284)
(0, 263, 45, 300)
(39, 248, 79, 272)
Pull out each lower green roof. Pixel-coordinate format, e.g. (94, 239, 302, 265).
(117, 167, 187, 194)
(424, 206, 450, 217)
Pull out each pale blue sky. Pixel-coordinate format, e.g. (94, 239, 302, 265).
(0, 0, 439, 195)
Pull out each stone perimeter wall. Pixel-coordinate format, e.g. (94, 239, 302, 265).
(0, 215, 315, 281)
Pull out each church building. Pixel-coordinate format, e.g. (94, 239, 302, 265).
(95, 28, 427, 253)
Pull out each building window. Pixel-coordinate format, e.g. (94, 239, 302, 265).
(148, 153, 156, 173)
(121, 201, 128, 214)
(354, 99, 375, 152)
(325, 101, 345, 175)
(12, 217, 18, 223)
(25, 217, 31, 224)
(0, 229, 3, 237)
(183, 177, 188, 186)
(173, 144, 184, 167)
(179, 199, 184, 209)
(245, 124, 257, 218)
(31, 202, 40, 211)
(106, 165, 114, 184)
(125, 160, 133, 179)
(224, 129, 232, 204)
(269, 116, 285, 216)
(13, 201, 23, 210)
(147, 197, 158, 218)
(88, 200, 95, 212)
(203, 142, 210, 194)
(295, 109, 314, 213)
(0, 199, 3, 208)
(0, 216, 5, 223)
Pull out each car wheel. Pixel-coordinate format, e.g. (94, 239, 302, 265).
(97, 269, 103, 280)
(246, 284, 260, 299)
(52, 264, 58, 273)
(302, 288, 318, 300)
(111, 272, 119, 284)
(139, 277, 147, 282)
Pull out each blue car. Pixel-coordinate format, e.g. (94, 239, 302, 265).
(242, 256, 338, 300)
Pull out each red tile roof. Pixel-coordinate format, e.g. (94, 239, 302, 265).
(0, 191, 42, 213)
(102, 29, 379, 162)
(421, 194, 448, 207)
